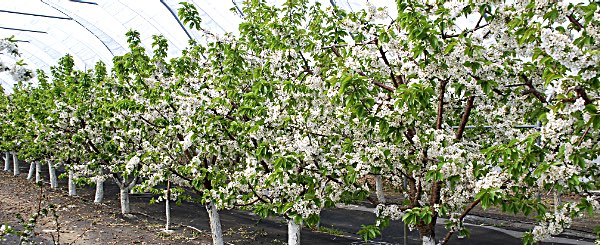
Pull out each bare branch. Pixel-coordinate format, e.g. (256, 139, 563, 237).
(567, 14, 583, 30)
(519, 75, 547, 103)
(576, 126, 591, 147)
(376, 38, 400, 87)
(455, 96, 476, 140)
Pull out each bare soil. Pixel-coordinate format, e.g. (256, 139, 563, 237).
(0, 171, 211, 245)
(0, 166, 358, 245)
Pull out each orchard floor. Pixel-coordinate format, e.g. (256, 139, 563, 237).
(0, 167, 597, 245)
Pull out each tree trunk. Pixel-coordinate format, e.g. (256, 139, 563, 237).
(35, 161, 41, 183)
(68, 170, 76, 196)
(27, 162, 35, 180)
(4, 152, 11, 171)
(418, 223, 436, 245)
(165, 179, 171, 231)
(205, 202, 224, 245)
(288, 219, 301, 245)
(165, 195, 171, 230)
(554, 190, 561, 213)
(12, 153, 19, 176)
(94, 177, 104, 203)
(422, 236, 435, 245)
(119, 187, 131, 214)
(375, 175, 385, 203)
(114, 175, 136, 214)
(48, 162, 58, 189)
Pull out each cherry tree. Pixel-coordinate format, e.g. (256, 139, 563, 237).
(118, 28, 252, 244)
(310, 1, 599, 244)
(0, 36, 36, 179)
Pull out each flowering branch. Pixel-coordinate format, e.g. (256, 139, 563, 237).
(436, 80, 448, 130)
(560, 86, 593, 105)
(442, 14, 489, 39)
(439, 199, 482, 245)
(327, 46, 395, 92)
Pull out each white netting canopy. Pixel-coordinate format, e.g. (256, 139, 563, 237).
(0, 0, 398, 93)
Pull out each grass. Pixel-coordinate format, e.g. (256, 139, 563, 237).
(317, 225, 344, 236)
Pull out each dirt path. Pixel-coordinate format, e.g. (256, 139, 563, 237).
(0, 171, 210, 245)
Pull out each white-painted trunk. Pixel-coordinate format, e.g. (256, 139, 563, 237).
(375, 175, 386, 203)
(165, 196, 171, 231)
(68, 170, 76, 196)
(35, 161, 41, 183)
(206, 202, 224, 245)
(48, 162, 58, 189)
(12, 153, 19, 176)
(4, 152, 11, 171)
(27, 162, 35, 180)
(165, 180, 171, 231)
(422, 236, 435, 245)
(288, 219, 301, 245)
(94, 178, 104, 203)
(119, 188, 131, 214)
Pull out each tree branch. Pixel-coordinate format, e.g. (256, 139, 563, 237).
(576, 125, 591, 147)
(504, 83, 529, 88)
(574, 86, 592, 105)
(376, 39, 400, 87)
(439, 199, 481, 245)
(169, 168, 205, 194)
(455, 96, 476, 140)
(248, 182, 271, 204)
(328, 46, 395, 92)
(567, 14, 583, 30)
(138, 115, 164, 129)
(127, 176, 138, 190)
(442, 14, 488, 39)
(519, 75, 547, 103)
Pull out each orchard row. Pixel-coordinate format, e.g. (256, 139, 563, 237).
(1, 1, 598, 245)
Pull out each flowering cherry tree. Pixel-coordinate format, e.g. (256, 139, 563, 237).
(110, 30, 243, 244)
(0, 36, 36, 178)
(313, 1, 599, 244)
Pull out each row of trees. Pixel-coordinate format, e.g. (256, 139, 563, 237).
(1, 1, 599, 244)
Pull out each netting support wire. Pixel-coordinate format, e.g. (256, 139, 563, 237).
(160, 0, 193, 41)
(0, 9, 72, 20)
(450, 124, 539, 129)
(0, 26, 47, 34)
(40, 0, 120, 56)
(231, 0, 245, 18)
